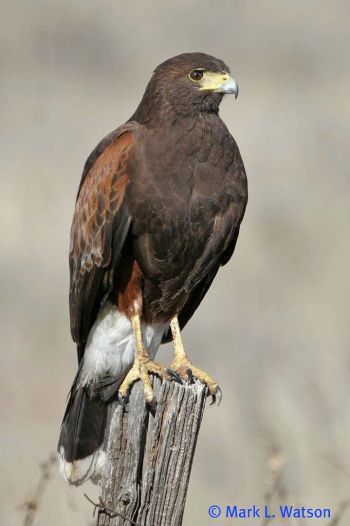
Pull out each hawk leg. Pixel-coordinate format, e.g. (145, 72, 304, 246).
(118, 314, 170, 404)
(170, 316, 222, 405)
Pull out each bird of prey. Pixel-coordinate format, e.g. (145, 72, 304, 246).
(58, 52, 248, 485)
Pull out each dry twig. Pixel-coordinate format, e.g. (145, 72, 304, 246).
(85, 493, 139, 524)
(19, 452, 57, 526)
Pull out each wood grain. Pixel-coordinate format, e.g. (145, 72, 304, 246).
(97, 378, 207, 526)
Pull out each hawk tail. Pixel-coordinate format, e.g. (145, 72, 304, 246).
(57, 375, 109, 486)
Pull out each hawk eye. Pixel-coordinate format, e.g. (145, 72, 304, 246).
(189, 69, 204, 82)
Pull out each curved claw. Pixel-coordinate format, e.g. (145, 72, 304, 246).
(209, 385, 222, 407)
(216, 385, 222, 406)
(118, 391, 129, 406)
(147, 396, 157, 412)
(166, 369, 183, 384)
(186, 368, 195, 385)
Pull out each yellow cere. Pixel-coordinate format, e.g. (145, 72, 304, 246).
(197, 71, 231, 92)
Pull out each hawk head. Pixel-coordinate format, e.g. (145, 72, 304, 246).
(133, 52, 239, 121)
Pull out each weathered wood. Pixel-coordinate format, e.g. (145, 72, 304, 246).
(97, 378, 207, 526)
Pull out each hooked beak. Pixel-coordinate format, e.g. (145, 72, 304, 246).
(219, 76, 239, 98)
(198, 72, 239, 99)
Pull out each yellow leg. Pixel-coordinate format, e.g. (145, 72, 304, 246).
(119, 314, 170, 404)
(170, 316, 221, 403)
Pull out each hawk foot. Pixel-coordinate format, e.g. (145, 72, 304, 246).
(119, 352, 170, 405)
(170, 356, 222, 405)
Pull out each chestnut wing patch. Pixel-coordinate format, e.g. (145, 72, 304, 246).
(69, 131, 134, 360)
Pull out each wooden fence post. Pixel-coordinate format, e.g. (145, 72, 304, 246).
(97, 377, 207, 526)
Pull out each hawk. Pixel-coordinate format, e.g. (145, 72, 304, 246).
(58, 52, 248, 485)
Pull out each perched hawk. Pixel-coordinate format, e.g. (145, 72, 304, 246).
(58, 52, 248, 485)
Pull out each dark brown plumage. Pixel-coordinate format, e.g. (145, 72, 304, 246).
(58, 52, 248, 485)
(71, 53, 247, 353)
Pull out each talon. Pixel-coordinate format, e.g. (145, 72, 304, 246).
(118, 391, 128, 405)
(209, 385, 222, 406)
(169, 316, 220, 405)
(119, 314, 170, 405)
(186, 368, 195, 384)
(118, 356, 170, 405)
(166, 369, 183, 384)
(216, 385, 222, 406)
(170, 358, 219, 398)
(147, 394, 157, 412)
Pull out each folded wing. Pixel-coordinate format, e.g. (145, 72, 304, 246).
(69, 126, 135, 362)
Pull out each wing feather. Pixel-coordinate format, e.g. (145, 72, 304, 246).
(69, 128, 135, 360)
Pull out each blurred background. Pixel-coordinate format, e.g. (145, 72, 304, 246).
(1, 1, 350, 524)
